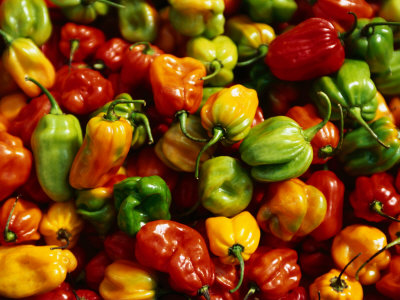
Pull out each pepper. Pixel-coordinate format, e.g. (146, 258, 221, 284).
(19, 165, 52, 203)
(0, 93, 28, 123)
(266, 17, 345, 82)
(199, 156, 253, 217)
(379, 0, 400, 22)
(331, 224, 391, 285)
(171, 174, 199, 215)
(374, 50, 400, 96)
(29, 78, 82, 202)
(0, 0, 52, 46)
(338, 117, 400, 176)
(239, 92, 331, 182)
(135, 220, 215, 299)
(243, 0, 298, 24)
(374, 91, 395, 123)
(243, 247, 301, 300)
(168, 0, 225, 38)
(376, 255, 400, 299)
(0, 245, 77, 299)
(93, 37, 129, 72)
(209, 257, 240, 299)
(75, 187, 116, 236)
(186, 35, 238, 87)
(206, 211, 260, 293)
(307, 170, 345, 241)
(99, 259, 158, 300)
(0, 131, 32, 202)
(0, 60, 19, 97)
(85, 251, 112, 291)
(104, 230, 136, 261)
(257, 178, 327, 241)
(118, 0, 159, 43)
(113, 175, 172, 236)
(299, 237, 334, 277)
(26, 282, 75, 300)
(69, 98, 138, 190)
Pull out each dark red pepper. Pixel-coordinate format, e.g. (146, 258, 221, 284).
(104, 230, 136, 261)
(278, 286, 307, 300)
(84, 251, 112, 291)
(25, 282, 74, 300)
(19, 165, 51, 204)
(171, 174, 199, 215)
(75, 289, 102, 300)
(41, 25, 66, 70)
(299, 236, 334, 277)
(93, 37, 130, 72)
(206, 257, 240, 300)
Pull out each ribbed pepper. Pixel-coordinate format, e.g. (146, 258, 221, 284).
(113, 176, 172, 236)
(0, 0, 52, 46)
(374, 50, 400, 95)
(0, 245, 77, 298)
(376, 256, 400, 299)
(243, 0, 298, 24)
(93, 37, 129, 72)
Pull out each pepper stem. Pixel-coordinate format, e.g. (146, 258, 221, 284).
(198, 285, 210, 300)
(361, 22, 400, 36)
(0, 29, 13, 46)
(50, 228, 71, 250)
(25, 77, 63, 115)
(104, 99, 146, 121)
(201, 60, 222, 81)
(370, 200, 400, 222)
(129, 41, 155, 55)
(176, 110, 209, 143)
(195, 127, 225, 179)
(92, 59, 106, 71)
(236, 44, 269, 67)
(3, 196, 19, 243)
(229, 244, 245, 293)
(97, 0, 125, 8)
(131, 112, 154, 144)
(338, 12, 359, 40)
(330, 252, 362, 292)
(69, 39, 80, 68)
(244, 283, 259, 300)
(348, 107, 389, 148)
(318, 103, 344, 158)
(304, 91, 331, 142)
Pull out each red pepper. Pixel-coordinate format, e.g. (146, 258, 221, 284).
(223, 0, 241, 17)
(171, 173, 199, 215)
(104, 230, 136, 261)
(299, 236, 334, 277)
(307, 170, 345, 241)
(70, 245, 87, 280)
(135, 220, 215, 299)
(93, 37, 130, 72)
(19, 165, 51, 204)
(59, 23, 106, 63)
(265, 18, 345, 81)
(75, 289, 102, 300)
(52, 65, 114, 115)
(107, 72, 132, 95)
(41, 25, 66, 70)
(25, 282, 75, 300)
(278, 287, 307, 300)
(376, 255, 400, 299)
(85, 251, 112, 291)
(206, 257, 240, 300)
(350, 172, 400, 222)
(267, 81, 301, 116)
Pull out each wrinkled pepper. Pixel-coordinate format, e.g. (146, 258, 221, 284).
(104, 230, 136, 261)
(113, 175, 172, 236)
(243, 0, 298, 24)
(209, 257, 240, 299)
(376, 255, 400, 299)
(93, 37, 129, 72)
(374, 50, 400, 95)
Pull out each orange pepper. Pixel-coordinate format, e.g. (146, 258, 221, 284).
(389, 96, 400, 127)
(373, 91, 395, 123)
(0, 92, 28, 122)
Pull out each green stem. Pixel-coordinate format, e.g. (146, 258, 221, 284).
(195, 127, 225, 179)
(176, 111, 209, 143)
(50, 228, 71, 250)
(304, 91, 331, 141)
(92, 59, 106, 71)
(97, 0, 125, 8)
(229, 244, 245, 293)
(201, 60, 222, 81)
(330, 252, 361, 292)
(69, 39, 80, 68)
(3, 196, 19, 243)
(198, 285, 210, 300)
(370, 200, 400, 222)
(104, 99, 146, 121)
(338, 12, 358, 40)
(25, 77, 63, 115)
(129, 41, 155, 55)
(131, 112, 154, 144)
(348, 107, 389, 148)
(243, 283, 259, 300)
(236, 44, 269, 67)
(0, 29, 13, 46)
(318, 103, 344, 158)
(361, 22, 400, 36)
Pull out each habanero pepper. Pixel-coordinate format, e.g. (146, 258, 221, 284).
(374, 50, 400, 96)
(19, 164, 52, 203)
(0, 60, 18, 98)
(104, 230, 136, 261)
(0, 92, 28, 123)
(135, 220, 215, 299)
(374, 91, 395, 123)
(209, 257, 239, 299)
(243, 0, 298, 25)
(299, 237, 334, 277)
(376, 255, 400, 299)
(379, 0, 400, 22)
(85, 251, 112, 291)
(93, 37, 129, 72)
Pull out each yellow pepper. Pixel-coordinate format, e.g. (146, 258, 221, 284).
(39, 201, 85, 249)
(372, 91, 395, 123)
(99, 259, 158, 300)
(331, 224, 391, 285)
(0, 92, 28, 122)
(206, 211, 260, 292)
(0, 244, 77, 298)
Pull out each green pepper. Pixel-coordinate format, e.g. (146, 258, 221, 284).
(243, 63, 274, 98)
(195, 87, 224, 115)
(75, 187, 116, 235)
(113, 176, 172, 236)
(243, 0, 297, 25)
(239, 92, 331, 183)
(168, 0, 225, 39)
(373, 50, 400, 96)
(29, 78, 82, 202)
(312, 59, 388, 148)
(0, 0, 52, 46)
(199, 156, 253, 217)
(118, 0, 159, 43)
(339, 117, 400, 176)
(186, 35, 238, 87)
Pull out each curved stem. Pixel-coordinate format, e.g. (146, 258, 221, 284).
(244, 283, 259, 300)
(25, 77, 63, 115)
(104, 99, 146, 121)
(129, 41, 155, 55)
(201, 60, 222, 81)
(330, 252, 361, 292)
(69, 39, 80, 68)
(236, 44, 269, 67)
(3, 196, 19, 243)
(338, 12, 358, 40)
(370, 200, 400, 222)
(131, 112, 154, 144)
(318, 103, 344, 158)
(176, 111, 209, 143)
(229, 244, 245, 293)
(195, 127, 225, 179)
(304, 91, 331, 141)
(361, 22, 400, 37)
(97, 0, 125, 8)
(0, 29, 12, 46)
(348, 107, 389, 148)
(198, 285, 210, 300)
(50, 228, 71, 250)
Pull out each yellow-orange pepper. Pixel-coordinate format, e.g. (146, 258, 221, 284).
(206, 211, 260, 292)
(39, 201, 85, 249)
(0, 92, 28, 122)
(373, 91, 395, 123)
(331, 224, 391, 285)
(99, 259, 158, 300)
(0, 244, 77, 298)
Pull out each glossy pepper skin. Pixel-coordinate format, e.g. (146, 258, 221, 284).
(244, 0, 297, 24)
(307, 170, 345, 241)
(257, 178, 327, 241)
(93, 37, 129, 72)
(0, 245, 77, 299)
(99, 259, 158, 300)
(265, 18, 344, 81)
(379, 0, 400, 22)
(186, 35, 238, 87)
(332, 224, 391, 285)
(113, 176, 172, 236)
(0, 131, 32, 202)
(374, 50, 400, 96)
(0, 0, 52, 46)
(199, 156, 253, 217)
(376, 255, 400, 299)
(168, 0, 225, 39)
(85, 251, 112, 291)
(50, 0, 109, 24)
(206, 211, 260, 292)
(339, 117, 400, 176)
(135, 220, 215, 298)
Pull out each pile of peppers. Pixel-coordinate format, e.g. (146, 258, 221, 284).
(3, 0, 400, 299)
